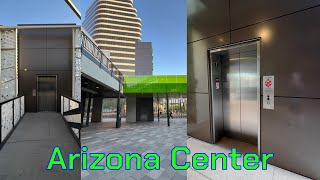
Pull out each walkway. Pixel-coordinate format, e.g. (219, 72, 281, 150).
(81, 118, 187, 180)
(187, 137, 311, 180)
(0, 112, 80, 180)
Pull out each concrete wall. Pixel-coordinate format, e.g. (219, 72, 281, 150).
(187, 1, 320, 179)
(135, 42, 153, 75)
(126, 95, 137, 122)
(18, 28, 73, 112)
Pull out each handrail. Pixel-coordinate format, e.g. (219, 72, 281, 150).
(0, 95, 24, 106)
(60, 95, 81, 146)
(81, 31, 124, 83)
(61, 95, 81, 104)
(0, 95, 25, 150)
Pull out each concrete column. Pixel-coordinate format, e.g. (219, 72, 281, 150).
(126, 95, 136, 123)
(91, 97, 103, 123)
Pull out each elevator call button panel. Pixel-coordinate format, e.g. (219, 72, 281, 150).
(263, 76, 274, 110)
(215, 78, 220, 90)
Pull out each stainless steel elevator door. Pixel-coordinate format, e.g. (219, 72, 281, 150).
(222, 48, 258, 145)
(210, 42, 259, 145)
(240, 50, 259, 144)
(38, 76, 57, 112)
(222, 53, 241, 138)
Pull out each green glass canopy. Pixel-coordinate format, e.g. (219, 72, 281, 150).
(124, 75, 187, 93)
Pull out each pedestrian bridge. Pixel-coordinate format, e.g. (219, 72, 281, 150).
(81, 29, 123, 94)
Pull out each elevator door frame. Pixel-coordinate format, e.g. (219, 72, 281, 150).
(208, 38, 261, 154)
(37, 75, 58, 112)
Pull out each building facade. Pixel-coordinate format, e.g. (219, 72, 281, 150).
(83, 0, 142, 75)
(187, 1, 320, 179)
(135, 42, 153, 75)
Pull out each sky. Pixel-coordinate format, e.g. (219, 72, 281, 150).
(0, 0, 187, 75)
(0, 0, 81, 25)
(83, 0, 187, 75)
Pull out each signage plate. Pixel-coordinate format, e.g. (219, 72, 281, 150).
(263, 76, 274, 110)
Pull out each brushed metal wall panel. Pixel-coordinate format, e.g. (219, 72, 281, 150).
(46, 28, 73, 49)
(187, 0, 230, 42)
(18, 71, 37, 91)
(230, 0, 320, 30)
(55, 71, 73, 92)
(231, 6, 320, 98)
(47, 49, 72, 71)
(188, 33, 230, 93)
(187, 92, 211, 143)
(23, 93, 37, 113)
(261, 97, 320, 179)
(19, 29, 46, 49)
(19, 49, 47, 70)
(18, 28, 73, 112)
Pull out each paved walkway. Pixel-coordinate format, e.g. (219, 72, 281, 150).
(81, 118, 187, 180)
(0, 112, 80, 180)
(187, 137, 311, 180)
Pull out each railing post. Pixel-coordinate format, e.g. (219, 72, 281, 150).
(81, 92, 87, 127)
(157, 93, 160, 122)
(179, 93, 182, 118)
(116, 81, 121, 128)
(86, 94, 92, 127)
(20, 97, 21, 118)
(166, 93, 170, 127)
(62, 96, 64, 115)
(12, 100, 14, 128)
(0, 104, 2, 143)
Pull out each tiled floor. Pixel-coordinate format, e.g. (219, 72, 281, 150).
(81, 118, 311, 180)
(81, 118, 187, 180)
(187, 137, 311, 180)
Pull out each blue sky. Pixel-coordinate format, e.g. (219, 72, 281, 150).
(0, 0, 81, 25)
(0, 0, 186, 75)
(83, 0, 187, 75)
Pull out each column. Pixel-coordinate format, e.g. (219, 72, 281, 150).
(91, 97, 103, 123)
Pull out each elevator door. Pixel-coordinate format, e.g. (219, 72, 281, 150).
(38, 76, 57, 112)
(210, 42, 260, 145)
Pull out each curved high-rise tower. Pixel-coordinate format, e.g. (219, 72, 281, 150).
(83, 0, 142, 75)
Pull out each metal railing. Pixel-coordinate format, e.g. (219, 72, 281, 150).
(81, 32, 124, 83)
(0, 95, 25, 150)
(61, 95, 81, 145)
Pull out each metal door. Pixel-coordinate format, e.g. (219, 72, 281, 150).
(209, 40, 260, 147)
(37, 76, 57, 112)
